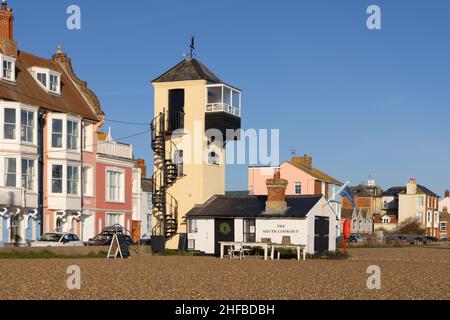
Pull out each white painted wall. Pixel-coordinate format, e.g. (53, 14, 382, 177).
(256, 218, 306, 245)
(188, 219, 215, 254)
(234, 218, 243, 242)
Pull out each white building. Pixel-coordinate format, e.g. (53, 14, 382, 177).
(186, 173, 337, 255)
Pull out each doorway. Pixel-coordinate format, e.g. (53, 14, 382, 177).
(168, 89, 184, 131)
(314, 216, 329, 252)
(214, 219, 234, 256)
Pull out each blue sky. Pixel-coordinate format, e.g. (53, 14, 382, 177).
(11, 0, 450, 195)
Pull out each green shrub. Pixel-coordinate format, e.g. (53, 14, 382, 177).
(0, 250, 108, 259)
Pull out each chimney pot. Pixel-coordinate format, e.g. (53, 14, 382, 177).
(135, 159, 147, 178)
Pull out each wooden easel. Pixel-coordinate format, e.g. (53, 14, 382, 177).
(107, 234, 123, 259)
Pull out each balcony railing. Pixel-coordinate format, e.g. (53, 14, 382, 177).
(97, 141, 133, 159)
(0, 187, 38, 208)
(206, 103, 240, 117)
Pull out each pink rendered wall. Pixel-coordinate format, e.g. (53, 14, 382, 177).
(248, 162, 320, 196)
(95, 163, 133, 211)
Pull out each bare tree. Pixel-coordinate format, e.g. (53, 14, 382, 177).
(395, 218, 426, 235)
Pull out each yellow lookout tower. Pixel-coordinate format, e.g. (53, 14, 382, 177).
(151, 57, 242, 250)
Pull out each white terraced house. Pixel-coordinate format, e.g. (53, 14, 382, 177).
(0, 2, 103, 245)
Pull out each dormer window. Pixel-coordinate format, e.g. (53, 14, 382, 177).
(1, 55, 16, 82)
(30, 67, 61, 94)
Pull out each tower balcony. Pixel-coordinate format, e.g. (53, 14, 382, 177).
(206, 84, 241, 117)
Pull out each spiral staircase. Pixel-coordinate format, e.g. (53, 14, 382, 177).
(150, 111, 183, 250)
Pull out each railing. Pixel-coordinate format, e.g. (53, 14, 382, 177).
(0, 187, 39, 208)
(206, 103, 240, 117)
(0, 187, 23, 207)
(97, 141, 133, 159)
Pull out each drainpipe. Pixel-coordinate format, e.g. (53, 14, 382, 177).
(80, 120, 85, 241)
(38, 111, 46, 236)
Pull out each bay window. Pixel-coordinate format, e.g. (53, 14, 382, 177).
(21, 159, 35, 191)
(67, 165, 79, 195)
(67, 120, 79, 150)
(5, 158, 16, 187)
(107, 213, 123, 227)
(4, 108, 16, 140)
(21, 110, 34, 143)
(52, 119, 63, 148)
(52, 165, 63, 193)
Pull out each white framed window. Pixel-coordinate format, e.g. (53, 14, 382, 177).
(67, 165, 79, 195)
(67, 120, 79, 150)
(21, 159, 35, 191)
(417, 197, 424, 207)
(83, 122, 93, 152)
(51, 165, 63, 193)
(37, 72, 47, 87)
(2, 60, 12, 80)
(4, 158, 16, 187)
(440, 222, 446, 232)
(188, 219, 198, 233)
(106, 212, 124, 227)
(4, 108, 16, 140)
(188, 239, 195, 250)
(49, 73, 59, 93)
(295, 182, 302, 195)
(1, 55, 15, 82)
(147, 192, 152, 209)
(52, 119, 63, 148)
(82, 166, 93, 196)
(21, 109, 35, 143)
(106, 170, 124, 202)
(382, 217, 390, 224)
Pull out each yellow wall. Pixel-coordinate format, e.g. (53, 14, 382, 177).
(153, 80, 226, 248)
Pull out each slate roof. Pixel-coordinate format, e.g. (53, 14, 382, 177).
(0, 51, 100, 121)
(381, 187, 406, 197)
(152, 59, 223, 84)
(286, 161, 343, 186)
(382, 185, 440, 198)
(186, 195, 322, 218)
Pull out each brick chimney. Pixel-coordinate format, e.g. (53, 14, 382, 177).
(0, 1, 17, 57)
(136, 159, 147, 178)
(292, 154, 312, 169)
(265, 171, 288, 212)
(406, 178, 417, 195)
(445, 189, 449, 198)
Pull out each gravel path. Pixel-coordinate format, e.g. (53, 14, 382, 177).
(0, 247, 448, 300)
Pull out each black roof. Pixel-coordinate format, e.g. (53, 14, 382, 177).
(382, 185, 439, 198)
(186, 195, 322, 218)
(381, 187, 406, 197)
(152, 59, 223, 84)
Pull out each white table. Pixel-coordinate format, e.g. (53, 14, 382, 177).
(219, 242, 269, 261)
(269, 244, 306, 261)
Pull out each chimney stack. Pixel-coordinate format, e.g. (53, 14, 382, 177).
(445, 189, 449, 198)
(407, 178, 417, 195)
(265, 171, 288, 212)
(136, 159, 147, 178)
(292, 154, 313, 169)
(0, 0, 17, 57)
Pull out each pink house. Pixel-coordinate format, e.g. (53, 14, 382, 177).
(93, 132, 135, 237)
(249, 155, 344, 216)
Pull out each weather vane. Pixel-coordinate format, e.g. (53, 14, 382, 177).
(183, 36, 199, 59)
